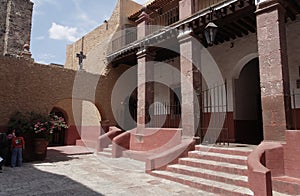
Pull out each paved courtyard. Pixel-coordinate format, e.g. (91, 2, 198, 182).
(0, 146, 215, 196)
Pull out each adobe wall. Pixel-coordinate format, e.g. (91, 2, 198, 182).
(0, 56, 130, 137)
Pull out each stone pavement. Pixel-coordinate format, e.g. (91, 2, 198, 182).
(0, 146, 216, 196)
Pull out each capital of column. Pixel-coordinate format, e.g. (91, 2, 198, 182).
(136, 48, 155, 60)
(255, 0, 286, 15)
(136, 9, 152, 24)
(177, 26, 194, 43)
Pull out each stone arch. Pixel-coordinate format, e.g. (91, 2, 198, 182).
(231, 53, 258, 79)
(49, 107, 68, 146)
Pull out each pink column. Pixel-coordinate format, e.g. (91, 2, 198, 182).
(135, 8, 154, 133)
(179, 0, 195, 20)
(178, 28, 201, 138)
(136, 49, 154, 131)
(256, 0, 291, 141)
(136, 9, 152, 39)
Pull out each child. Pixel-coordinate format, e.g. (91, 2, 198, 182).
(11, 131, 25, 167)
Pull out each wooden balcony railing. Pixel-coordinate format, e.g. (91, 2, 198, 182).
(109, 28, 137, 54)
(195, 0, 227, 12)
(148, 5, 179, 35)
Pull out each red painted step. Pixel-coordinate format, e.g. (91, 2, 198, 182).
(149, 144, 255, 195)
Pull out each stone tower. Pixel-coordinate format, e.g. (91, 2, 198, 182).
(0, 0, 33, 56)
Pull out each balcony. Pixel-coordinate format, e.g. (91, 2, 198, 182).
(148, 5, 179, 35)
(107, 0, 181, 55)
(195, 0, 227, 12)
(108, 28, 137, 55)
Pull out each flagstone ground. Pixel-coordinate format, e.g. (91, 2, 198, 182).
(0, 146, 216, 196)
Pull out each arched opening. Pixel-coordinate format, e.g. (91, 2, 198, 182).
(52, 99, 102, 147)
(234, 58, 263, 144)
(49, 108, 67, 147)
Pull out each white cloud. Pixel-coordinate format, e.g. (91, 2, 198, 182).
(35, 53, 56, 64)
(48, 23, 78, 42)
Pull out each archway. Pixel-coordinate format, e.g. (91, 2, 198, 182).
(234, 58, 263, 144)
(52, 99, 102, 147)
(49, 108, 67, 147)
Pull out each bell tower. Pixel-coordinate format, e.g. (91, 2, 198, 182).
(0, 0, 33, 56)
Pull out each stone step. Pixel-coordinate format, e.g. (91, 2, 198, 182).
(179, 157, 248, 176)
(97, 151, 112, 158)
(272, 176, 300, 195)
(108, 144, 113, 148)
(195, 145, 253, 156)
(122, 150, 154, 162)
(103, 147, 112, 153)
(188, 151, 247, 165)
(167, 164, 248, 188)
(151, 170, 253, 196)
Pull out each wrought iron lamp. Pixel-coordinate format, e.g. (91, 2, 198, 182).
(204, 7, 218, 46)
(204, 22, 218, 46)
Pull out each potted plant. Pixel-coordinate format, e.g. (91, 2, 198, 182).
(7, 112, 68, 161)
(32, 113, 68, 160)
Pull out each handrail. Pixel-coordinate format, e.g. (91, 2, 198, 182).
(247, 141, 284, 196)
(97, 126, 123, 152)
(112, 130, 131, 158)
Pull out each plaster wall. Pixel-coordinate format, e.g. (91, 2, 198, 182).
(0, 56, 129, 143)
(287, 18, 300, 108)
(207, 33, 258, 113)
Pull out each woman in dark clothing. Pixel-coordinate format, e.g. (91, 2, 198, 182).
(0, 132, 8, 172)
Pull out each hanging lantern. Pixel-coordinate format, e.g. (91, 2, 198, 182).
(204, 22, 218, 46)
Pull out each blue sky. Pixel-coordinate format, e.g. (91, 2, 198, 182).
(30, 0, 147, 65)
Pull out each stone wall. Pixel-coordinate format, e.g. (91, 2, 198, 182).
(0, 0, 8, 55)
(0, 0, 33, 56)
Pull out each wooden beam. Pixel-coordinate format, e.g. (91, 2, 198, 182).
(244, 15, 256, 27)
(290, 0, 300, 12)
(230, 22, 249, 36)
(237, 18, 256, 33)
(239, 17, 256, 31)
(216, 29, 231, 41)
(218, 27, 237, 40)
(223, 25, 243, 37)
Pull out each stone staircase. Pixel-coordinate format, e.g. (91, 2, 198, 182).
(98, 144, 113, 158)
(150, 145, 254, 196)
